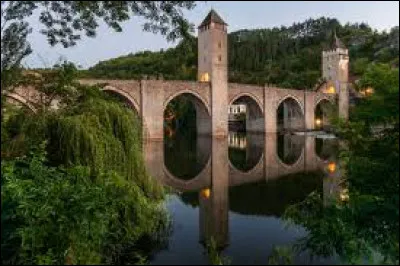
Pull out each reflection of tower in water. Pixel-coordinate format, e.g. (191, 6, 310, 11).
(199, 186, 229, 249)
(322, 160, 347, 206)
(320, 138, 348, 205)
(199, 138, 229, 249)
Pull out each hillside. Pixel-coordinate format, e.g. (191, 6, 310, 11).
(81, 17, 399, 90)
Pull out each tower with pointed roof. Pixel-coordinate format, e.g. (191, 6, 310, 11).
(198, 9, 229, 136)
(322, 31, 349, 119)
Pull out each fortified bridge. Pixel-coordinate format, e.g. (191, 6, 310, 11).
(6, 10, 349, 139)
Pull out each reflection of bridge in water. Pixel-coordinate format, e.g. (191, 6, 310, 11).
(228, 132, 247, 149)
(144, 133, 343, 249)
(144, 133, 338, 192)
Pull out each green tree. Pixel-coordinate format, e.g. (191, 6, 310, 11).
(1, 1, 197, 93)
(1, 142, 170, 265)
(1, 65, 170, 264)
(1, 1, 196, 47)
(352, 63, 399, 126)
(281, 63, 399, 265)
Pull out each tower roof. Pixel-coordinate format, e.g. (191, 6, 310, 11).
(198, 9, 227, 28)
(332, 31, 346, 49)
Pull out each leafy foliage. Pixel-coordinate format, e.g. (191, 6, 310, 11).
(351, 63, 399, 126)
(0, 1, 197, 96)
(1, 145, 170, 265)
(1, 2, 201, 264)
(1, 61, 170, 264)
(81, 35, 198, 80)
(1, 1, 196, 48)
(164, 93, 197, 137)
(281, 63, 399, 265)
(0, 20, 32, 71)
(205, 238, 231, 265)
(0, 12, 32, 102)
(2, 83, 164, 199)
(268, 246, 294, 265)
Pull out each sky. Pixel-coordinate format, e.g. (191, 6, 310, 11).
(22, 1, 399, 69)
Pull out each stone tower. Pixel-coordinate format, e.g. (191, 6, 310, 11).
(322, 32, 349, 120)
(198, 9, 228, 137)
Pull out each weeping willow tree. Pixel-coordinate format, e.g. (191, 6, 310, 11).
(1, 63, 169, 264)
(53, 97, 163, 198)
(2, 85, 164, 199)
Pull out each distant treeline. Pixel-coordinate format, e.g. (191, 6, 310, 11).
(78, 17, 398, 90)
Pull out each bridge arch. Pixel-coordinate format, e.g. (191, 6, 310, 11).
(101, 85, 149, 139)
(276, 95, 304, 114)
(314, 97, 335, 130)
(228, 132, 264, 173)
(276, 95, 305, 132)
(4, 93, 37, 113)
(229, 93, 264, 133)
(228, 153, 264, 176)
(315, 136, 338, 164)
(276, 133, 305, 168)
(163, 90, 211, 135)
(228, 153, 265, 186)
(102, 85, 140, 114)
(229, 92, 263, 113)
(162, 158, 211, 192)
(315, 95, 334, 107)
(163, 89, 211, 115)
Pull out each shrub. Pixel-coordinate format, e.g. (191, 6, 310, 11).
(1, 145, 170, 265)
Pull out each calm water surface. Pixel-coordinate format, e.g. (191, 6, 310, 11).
(143, 132, 342, 265)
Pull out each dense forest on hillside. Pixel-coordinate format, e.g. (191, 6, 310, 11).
(80, 17, 399, 90)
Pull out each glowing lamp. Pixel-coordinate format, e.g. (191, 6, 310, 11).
(315, 119, 322, 127)
(327, 86, 335, 94)
(360, 87, 374, 96)
(327, 162, 336, 173)
(365, 87, 374, 95)
(200, 72, 209, 82)
(201, 188, 210, 199)
(340, 188, 349, 202)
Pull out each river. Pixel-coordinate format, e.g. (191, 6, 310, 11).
(143, 131, 343, 265)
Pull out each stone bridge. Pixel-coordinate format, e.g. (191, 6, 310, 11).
(9, 79, 339, 139)
(5, 10, 349, 139)
(3, 10, 348, 250)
